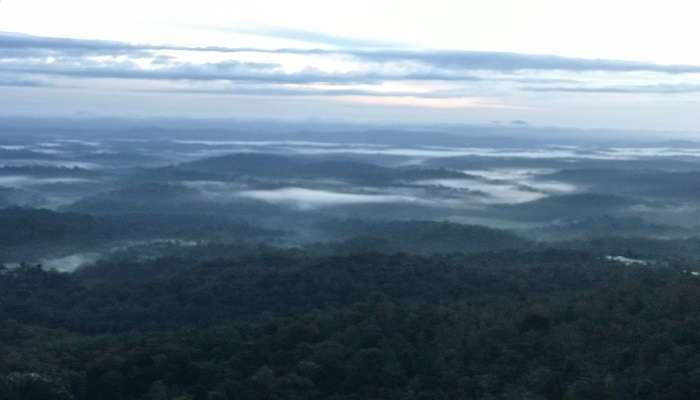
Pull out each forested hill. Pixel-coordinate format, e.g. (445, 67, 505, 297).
(0, 207, 283, 262)
(314, 219, 530, 254)
(3, 247, 700, 399)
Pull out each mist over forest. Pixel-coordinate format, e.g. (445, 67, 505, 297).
(6, 0, 700, 396)
(3, 117, 700, 399)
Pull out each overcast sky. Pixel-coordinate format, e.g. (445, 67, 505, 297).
(1, 0, 700, 130)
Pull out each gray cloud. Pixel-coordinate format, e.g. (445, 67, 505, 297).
(522, 84, 700, 94)
(1, 58, 578, 86)
(133, 86, 478, 99)
(0, 32, 153, 57)
(4, 32, 700, 74)
(347, 50, 700, 74)
(0, 58, 360, 84)
(0, 62, 386, 84)
(0, 55, 489, 84)
(0, 32, 310, 57)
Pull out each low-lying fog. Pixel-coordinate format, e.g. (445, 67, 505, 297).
(1, 134, 697, 212)
(5, 120, 700, 270)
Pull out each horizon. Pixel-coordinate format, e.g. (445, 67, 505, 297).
(3, 115, 700, 143)
(6, 3, 700, 399)
(2, 0, 700, 131)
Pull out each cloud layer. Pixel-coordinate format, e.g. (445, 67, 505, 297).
(2, 30, 700, 120)
(5, 32, 700, 73)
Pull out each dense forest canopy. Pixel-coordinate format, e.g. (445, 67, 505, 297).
(5, 0, 700, 395)
(3, 122, 700, 399)
(3, 247, 700, 400)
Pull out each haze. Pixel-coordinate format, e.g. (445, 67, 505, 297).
(2, 0, 700, 130)
(5, 3, 700, 400)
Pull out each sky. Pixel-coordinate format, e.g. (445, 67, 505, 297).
(1, 0, 700, 130)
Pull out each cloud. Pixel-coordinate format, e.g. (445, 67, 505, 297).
(0, 32, 310, 56)
(0, 32, 152, 57)
(521, 83, 700, 94)
(199, 25, 400, 48)
(0, 56, 491, 85)
(0, 59, 337, 83)
(0, 61, 430, 84)
(133, 86, 478, 99)
(346, 50, 700, 74)
(2, 31, 700, 115)
(4, 32, 700, 74)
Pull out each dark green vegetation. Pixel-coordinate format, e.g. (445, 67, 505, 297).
(0, 208, 283, 263)
(6, 120, 700, 399)
(0, 187, 46, 208)
(166, 154, 465, 185)
(4, 243, 700, 400)
(315, 219, 529, 254)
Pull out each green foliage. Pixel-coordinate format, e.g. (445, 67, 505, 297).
(316, 219, 529, 254)
(2, 248, 700, 399)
